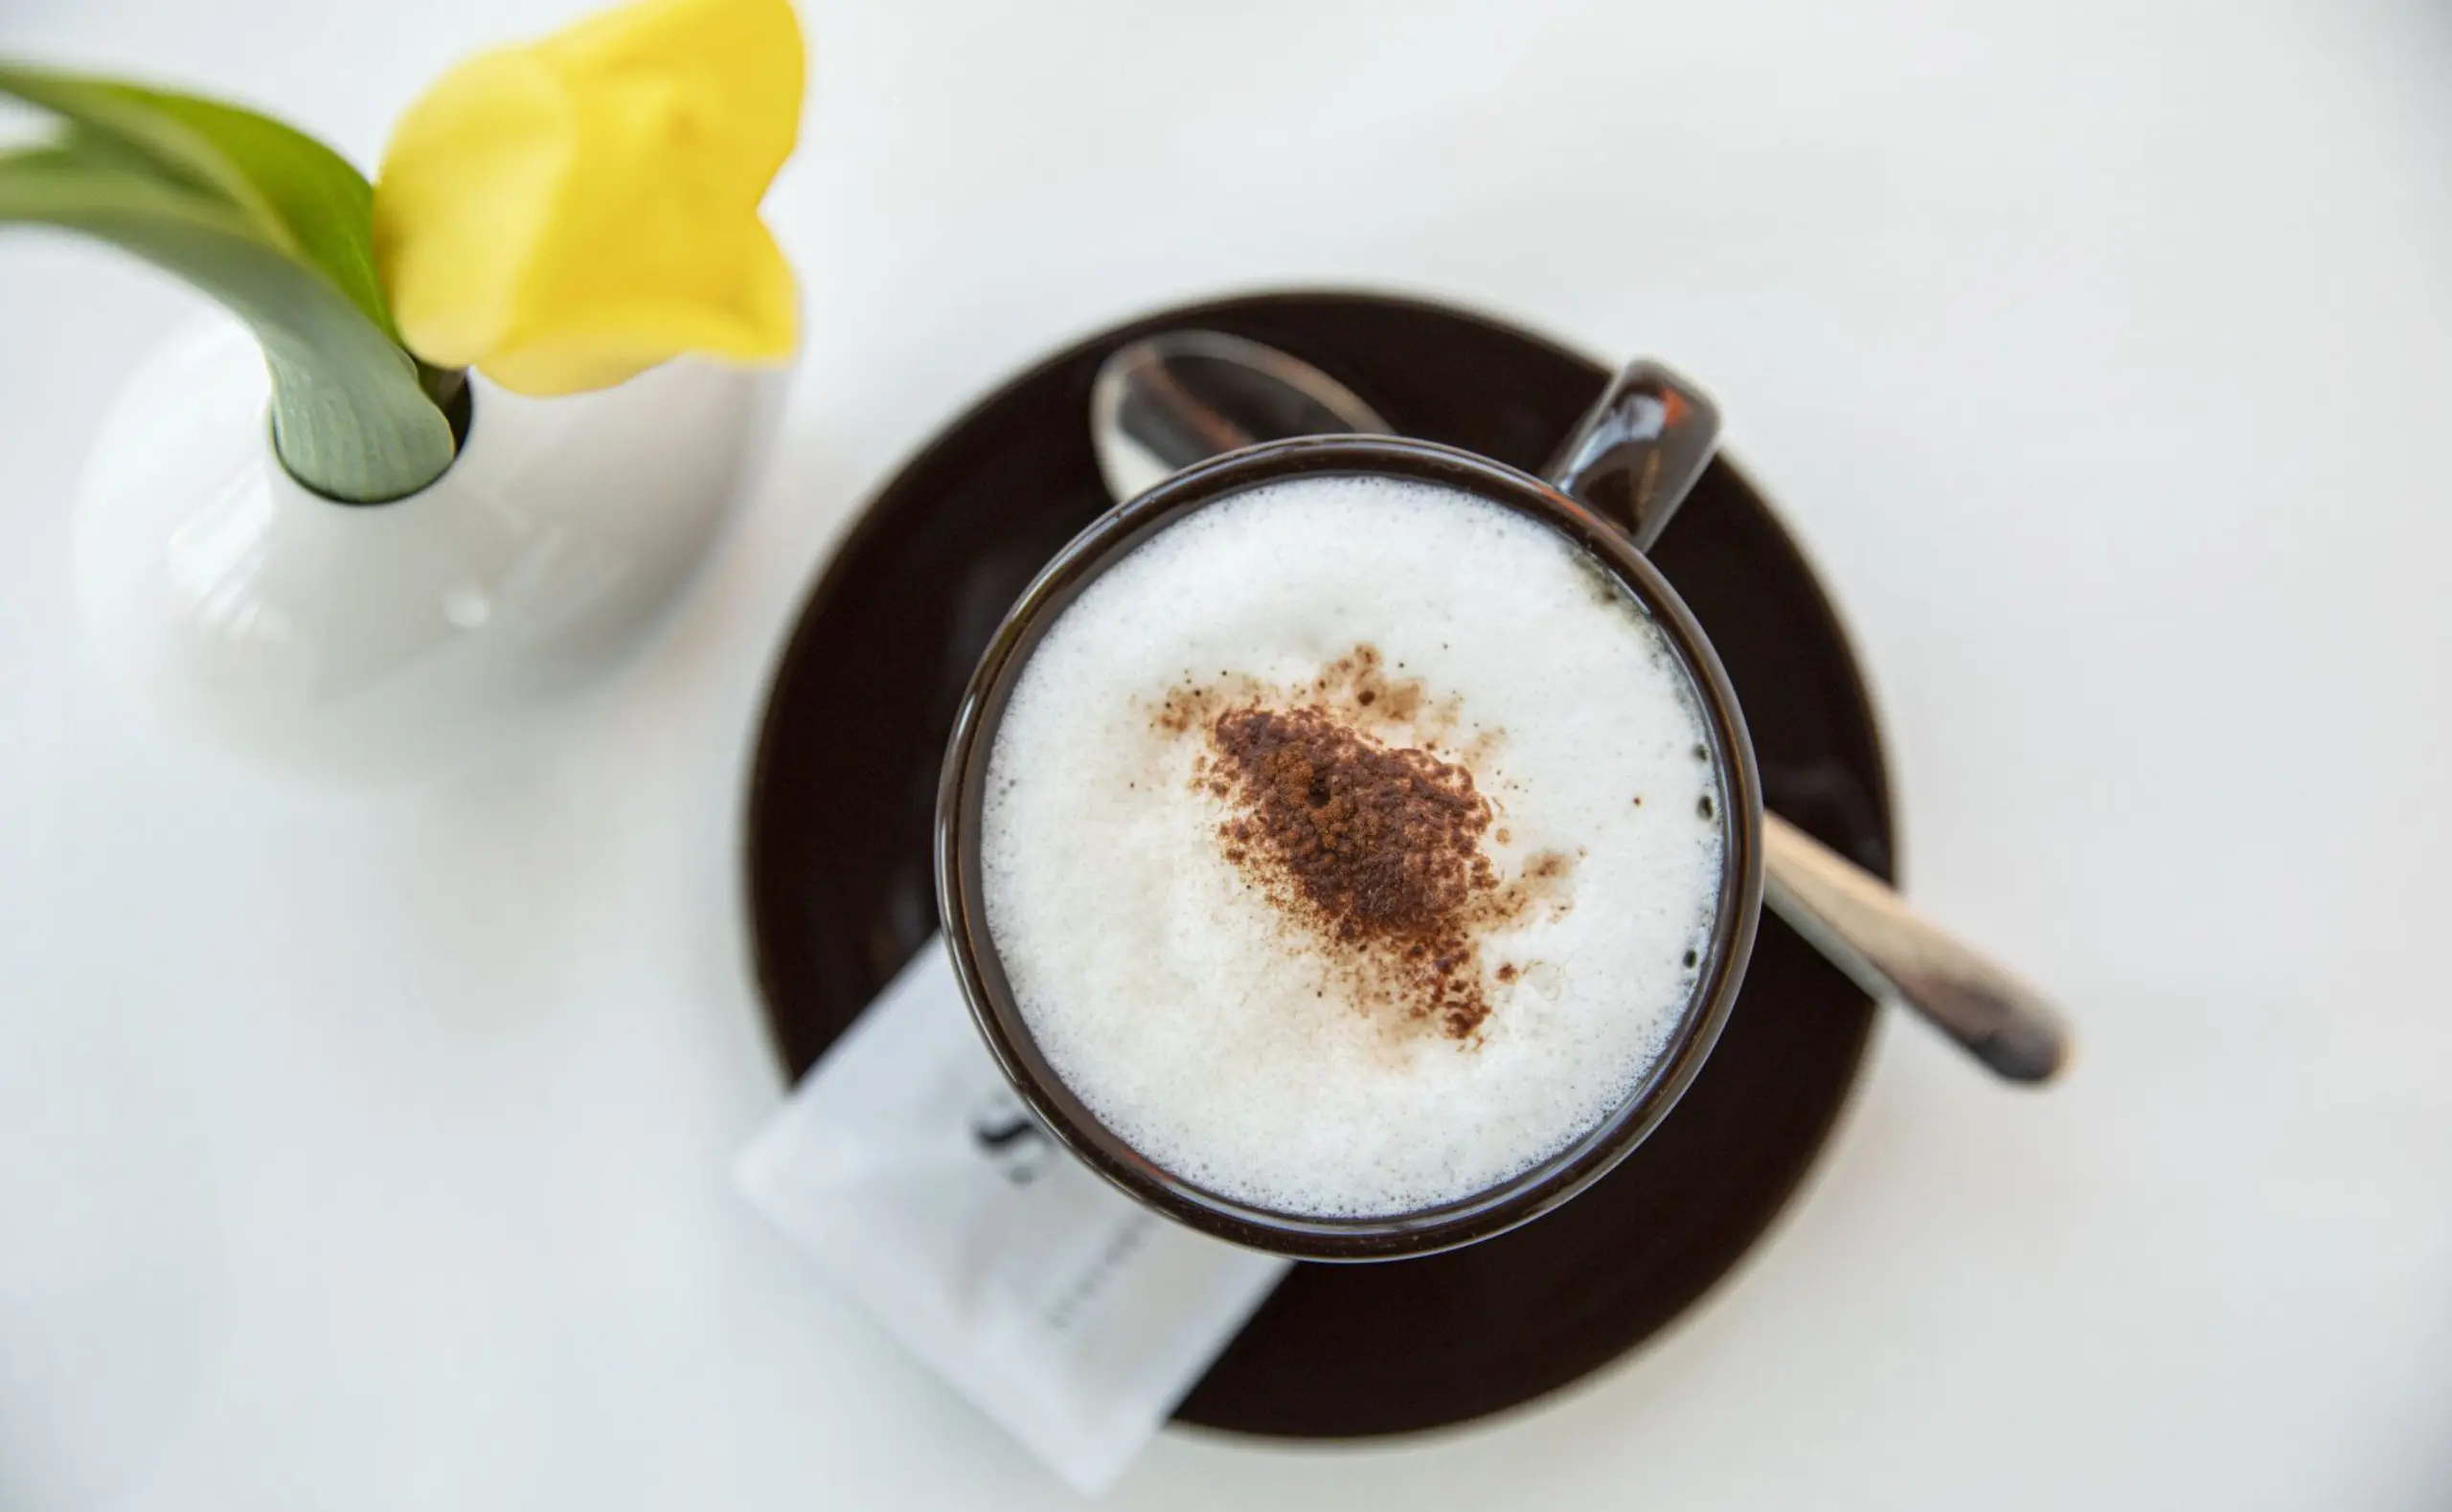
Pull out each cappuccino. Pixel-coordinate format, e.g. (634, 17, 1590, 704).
(979, 474, 1726, 1218)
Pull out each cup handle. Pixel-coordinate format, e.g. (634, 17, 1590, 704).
(1539, 359, 1722, 552)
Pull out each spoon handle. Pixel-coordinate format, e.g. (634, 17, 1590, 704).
(1535, 359, 2071, 1082)
(1762, 813, 2070, 1082)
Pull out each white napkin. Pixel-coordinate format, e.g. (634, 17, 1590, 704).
(736, 937, 1291, 1495)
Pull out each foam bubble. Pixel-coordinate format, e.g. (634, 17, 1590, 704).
(980, 474, 1725, 1218)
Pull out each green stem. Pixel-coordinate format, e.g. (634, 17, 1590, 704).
(67, 195, 464, 502)
(0, 64, 463, 503)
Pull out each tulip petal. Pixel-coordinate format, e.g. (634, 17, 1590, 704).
(478, 220, 796, 395)
(543, 0, 801, 192)
(374, 0, 803, 395)
(374, 51, 567, 371)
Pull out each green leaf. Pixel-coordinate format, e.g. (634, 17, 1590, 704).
(0, 63, 398, 341)
(0, 136, 456, 502)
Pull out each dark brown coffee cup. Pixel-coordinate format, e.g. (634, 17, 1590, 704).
(937, 372, 1764, 1261)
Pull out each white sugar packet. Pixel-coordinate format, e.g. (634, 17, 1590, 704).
(736, 937, 1290, 1495)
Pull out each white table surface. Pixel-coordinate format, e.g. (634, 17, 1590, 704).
(6, 1, 2450, 1507)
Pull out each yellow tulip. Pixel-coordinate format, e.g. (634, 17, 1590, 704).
(372, 0, 802, 396)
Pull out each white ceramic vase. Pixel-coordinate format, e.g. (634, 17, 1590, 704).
(75, 315, 778, 783)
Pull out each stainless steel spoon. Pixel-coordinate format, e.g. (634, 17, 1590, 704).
(1090, 329, 2071, 1083)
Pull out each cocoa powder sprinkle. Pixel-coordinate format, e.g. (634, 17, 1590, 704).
(1207, 705, 1500, 1038)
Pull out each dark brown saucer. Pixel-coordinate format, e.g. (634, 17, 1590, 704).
(745, 290, 1895, 1439)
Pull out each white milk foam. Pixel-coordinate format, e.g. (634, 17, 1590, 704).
(980, 474, 1726, 1218)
